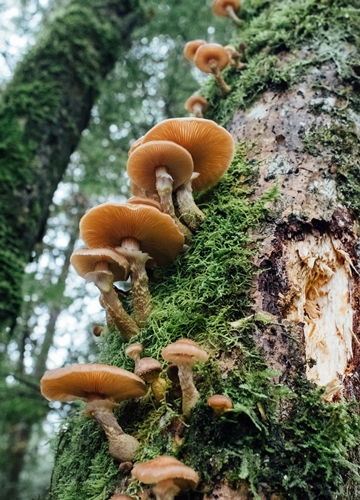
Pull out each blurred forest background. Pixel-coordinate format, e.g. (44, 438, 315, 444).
(0, 0, 232, 498)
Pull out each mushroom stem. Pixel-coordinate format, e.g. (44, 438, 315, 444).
(209, 60, 231, 96)
(84, 400, 140, 463)
(153, 479, 181, 500)
(155, 166, 192, 239)
(177, 363, 200, 418)
(150, 376, 167, 402)
(226, 5, 243, 25)
(117, 239, 152, 327)
(176, 178, 205, 231)
(86, 268, 139, 340)
(192, 103, 204, 118)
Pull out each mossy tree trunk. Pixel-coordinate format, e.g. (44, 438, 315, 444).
(47, 1, 360, 499)
(0, 0, 144, 333)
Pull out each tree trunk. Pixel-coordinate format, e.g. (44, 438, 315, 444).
(47, 1, 360, 499)
(0, 193, 89, 500)
(0, 0, 145, 332)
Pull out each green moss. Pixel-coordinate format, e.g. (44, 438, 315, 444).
(302, 121, 360, 218)
(200, 0, 360, 125)
(48, 144, 360, 500)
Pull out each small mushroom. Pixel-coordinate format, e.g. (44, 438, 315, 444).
(207, 394, 233, 415)
(184, 95, 209, 118)
(183, 39, 207, 62)
(194, 43, 231, 96)
(142, 118, 235, 231)
(212, 0, 243, 26)
(127, 140, 193, 238)
(80, 202, 184, 326)
(93, 325, 103, 337)
(131, 456, 199, 500)
(224, 45, 245, 70)
(125, 343, 143, 369)
(70, 247, 139, 340)
(40, 364, 147, 462)
(135, 357, 167, 402)
(162, 339, 208, 417)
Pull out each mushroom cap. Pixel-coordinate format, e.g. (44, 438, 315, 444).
(70, 247, 130, 282)
(183, 39, 207, 62)
(127, 196, 162, 211)
(132, 456, 199, 490)
(184, 95, 209, 114)
(128, 136, 144, 157)
(212, 0, 240, 17)
(40, 363, 147, 402)
(127, 140, 194, 193)
(79, 203, 184, 266)
(142, 118, 235, 192)
(125, 343, 143, 359)
(207, 394, 233, 412)
(194, 43, 230, 73)
(162, 339, 209, 366)
(135, 357, 162, 381)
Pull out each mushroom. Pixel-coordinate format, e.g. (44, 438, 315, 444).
(127, 140, 193, 238)
(184, 95, 209, 118)
(135, 357, 167, 402)
(194, 43, 231, 96)
(40, 363, 147, 462)
(183, 39, 207, 62)
(70, 247, 139, 340)
(80, 202, 184, 326)
(207, 394, 233, 415)
(125, 343, 143, 369)
(128, 136, 144, 156)
(224, 45, 245, 70)
(131, 456, 199, 500)
(162, 339, 208, 417)
(142, 118, 235, 230)
(93, 325, 103, 337)
(212, 0, 243, 26)
(109, 496, 134, 500)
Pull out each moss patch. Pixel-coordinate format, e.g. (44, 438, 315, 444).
(48, 145, 360, 500)
(200, 0, 360, 126)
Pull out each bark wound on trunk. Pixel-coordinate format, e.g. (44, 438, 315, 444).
(227, 63, 360, 400)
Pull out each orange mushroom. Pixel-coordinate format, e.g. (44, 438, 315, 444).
(194, 43, 231, 96)
(162, 339, 208, 417)
(184, 95, 209, 118)
(127, 140, 193, 238)
(183, 39, 207, 62)
(132, 456, 199, 500)
(128, 136, 144, 157)
(135, 357, 167, 402)
(125, 342, 143, 369)
(207, 394, 233, 415)
(80, 203, 184, 326)
(70, 247, 139, 340)
(40, 364, 147, 462)
(212, 0, 242, 26)
(142, 118, 235, 230)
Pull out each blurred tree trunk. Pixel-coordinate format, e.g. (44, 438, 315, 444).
(0, 0, 145, 333)
(2, 194, 89, 500)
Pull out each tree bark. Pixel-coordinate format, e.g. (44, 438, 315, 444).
(0, 0, 145, 332)
(46, 1, 360, 499)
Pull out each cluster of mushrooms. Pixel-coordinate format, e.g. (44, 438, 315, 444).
(40, 1, 243, 498)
